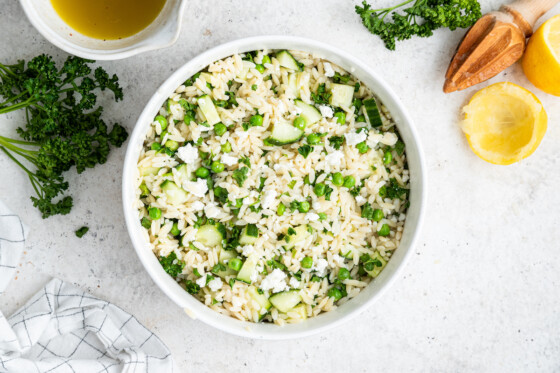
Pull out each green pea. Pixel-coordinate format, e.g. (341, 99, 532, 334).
(211, 161, 225, 173)
(301, 256, 313, 269)
(356, 115, 366, 123)
(165, 140, 179, 151)
(139, 183, 150, 198)
(221, 142, 232, 153)
(148, 207, 161, 220)
(262, 55, 271, 65)
(195, 167, 210, 178)
(228, 258, 243, 271)
(356, 142, 369, 154)
(151, 142, 162, 151)
(318, 213, 327, 221)
(307, 134, 320, 145)
(298, 201, 310, 213)
(255, 64, 265, 73)
(334, 112, 346, 125)
(251, 84, 258, 91)
(293, 116, 306, 130)
(373, 209, 384, 222)
(170, 222, 181, 236)
(378, 224, 390, 236)
(332, 172, 343, 186)
(343, 176, 356, 188)
(214, 123, 227, 136)
(155, 115, 168, 130)
(338, 268, 350, 281)
(277, 202, 286, 216)
(250, 114, 263, 127)
(313, 183, 326, 197)
(383, 151, 392, 164)
(327, 287, 343, 300)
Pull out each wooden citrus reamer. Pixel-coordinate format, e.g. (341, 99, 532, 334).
(443, 0, 560, 93)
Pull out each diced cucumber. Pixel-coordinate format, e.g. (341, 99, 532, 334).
(161, 180, 188, 205)
(237, 253, 259, 284)
(239, 224, 259, 246)
(175, 163, 193, 184)
(266, 120, 303, 145)
(363, 98, 383, 127)
(276, 50, 302, 71)
(330, 84, 355, 108)
(248, 285, 272, 311)
(217, 248, 237, 278)
(197, 95, 221, 126)
(294, 100, 322, 125)
(365, 251, 387, 278)
(269, 290, 302, 312)
(200, 72, 213, 85)
(286, 225, 311, 249)
(219, 247, 237, 262)
(196, 224, 225, 247)
(140, 166, 159, 176)
(287, 73, 298, 97)
(289, 304, 307, 320)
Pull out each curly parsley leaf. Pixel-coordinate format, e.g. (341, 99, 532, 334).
(311, 83, 331, 105)
(159, 252, 185, 277)
(355, 0, 481, 50)
(298, 145, 313, 158)
(232, 166, 250, 186)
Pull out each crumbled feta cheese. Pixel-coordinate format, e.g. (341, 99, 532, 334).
(277, 100, 286, 114)
(190, 201, 205, 211)
(319, 105, 334, 118)
(305, 212, 320, 222)
(207, 277, 223, 292)
(323, 62, 335, 77)
(332, 254, 346, 267)
(221, 153, 238, 166)
(314, 258, 328, 276)
(380, 132, 398, 146)
(241, 245, 254, 256)
(204, 203, 221, 219)
(289, 277, 300, 289)
(325, 150, 344, 168)
(345, 131, 367, 146)
(177, 143, 199, 164)
(355, 195, 366, 205)
(183, 179, 208, 198)
(261, 190, 277, 209)
(250, 270, 259, 283)
(237, 130, 248, 140)
(260, 269, 288, 293)
(230, 296, 244, 312)
(196, 275, 207, 288)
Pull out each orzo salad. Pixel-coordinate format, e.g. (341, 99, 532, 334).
(135, 50, 409, 325)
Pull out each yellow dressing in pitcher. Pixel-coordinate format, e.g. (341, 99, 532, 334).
(51, 0, 166, 40)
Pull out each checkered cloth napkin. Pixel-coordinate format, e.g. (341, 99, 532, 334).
(0, 201, 175, 372)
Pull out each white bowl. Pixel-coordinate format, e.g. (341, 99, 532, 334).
(19, 0, 186, 60)
(122, 36, 426, 339)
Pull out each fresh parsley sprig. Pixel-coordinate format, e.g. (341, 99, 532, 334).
(355, 0, 481, 50)
(0, 55, 127, 218)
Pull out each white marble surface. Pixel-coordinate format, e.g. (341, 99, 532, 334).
(1, 0, 560, 371)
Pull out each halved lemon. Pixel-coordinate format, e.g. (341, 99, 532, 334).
(521, 14, 560, 96)
(461, 82, 547, 165)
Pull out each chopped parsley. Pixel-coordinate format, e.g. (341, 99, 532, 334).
(329, 136, 344, 150)
(184, 280, 200, 295)
(298, 145, 313, 158)
(232, 167, 250, 186)
(159, 252, 184, 277)
(311, 83, 331, 105)
(75, 226, 89, 238)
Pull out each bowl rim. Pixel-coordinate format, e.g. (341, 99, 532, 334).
(18, 0, 186, 60)
(122, 35, 427, 339)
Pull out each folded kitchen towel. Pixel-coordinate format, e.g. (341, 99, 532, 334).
(0, 201, 175, 372)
